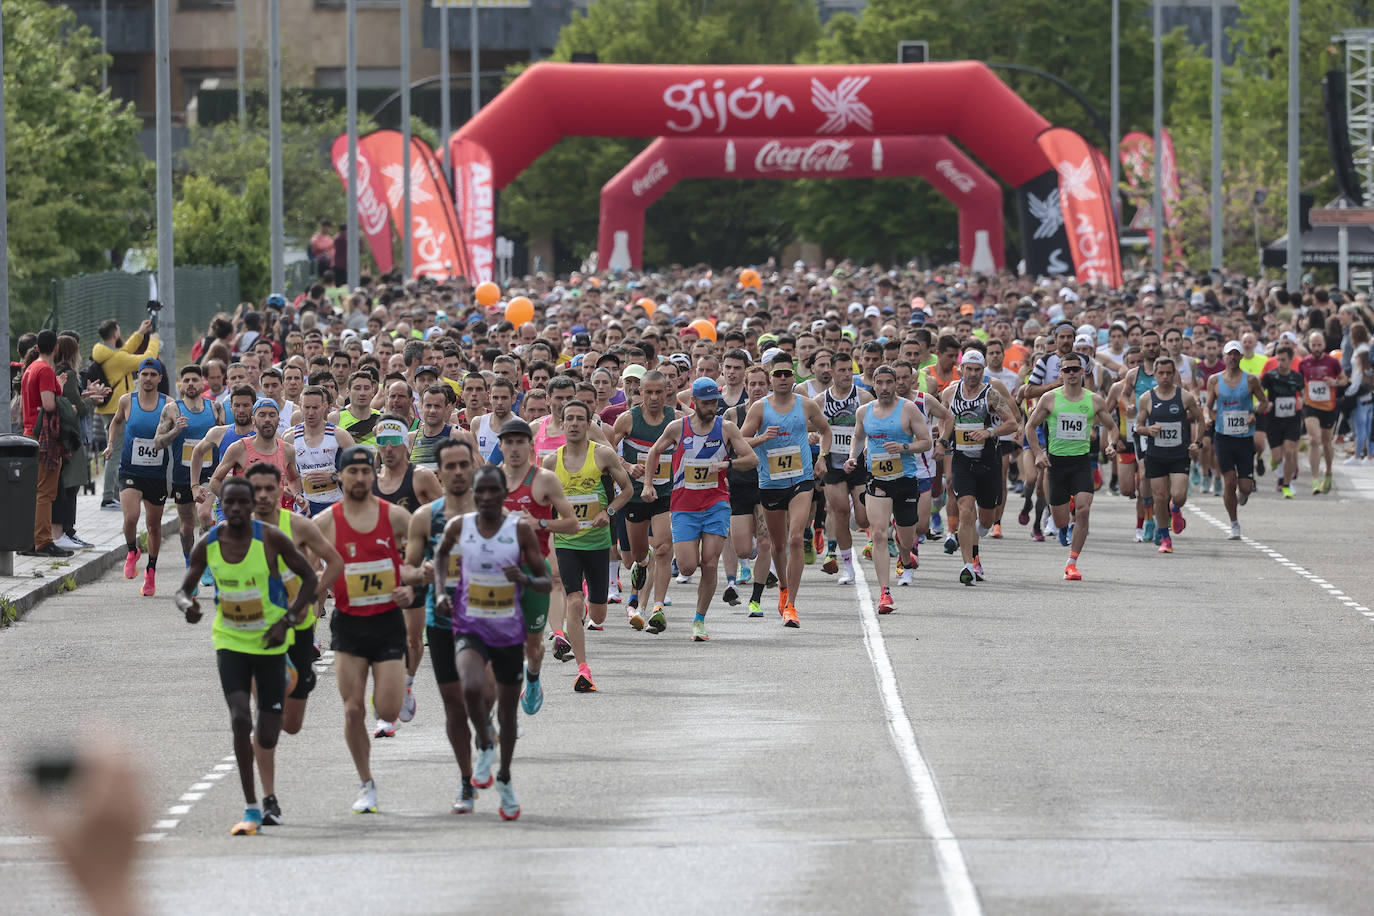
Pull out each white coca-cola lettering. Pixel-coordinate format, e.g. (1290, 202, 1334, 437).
(632, 159, 670, 197)
(936, 158, 977, 194)
(663, 77, 796, 134)
(753, 139, 853, 174)
(335, 152, 390, 236)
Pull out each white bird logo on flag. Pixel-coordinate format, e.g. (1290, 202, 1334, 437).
(1028, 189, 1064, 239)
(382, 163, 433, 209)
(812, 77, 873, 134)
(1057, 157, 1097, 201)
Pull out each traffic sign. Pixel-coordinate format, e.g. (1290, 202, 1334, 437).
(1308, 207, 1374, 226)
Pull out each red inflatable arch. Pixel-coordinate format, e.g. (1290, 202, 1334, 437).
(596, 135, 1004, 273)
(448, 62, 1052, 280)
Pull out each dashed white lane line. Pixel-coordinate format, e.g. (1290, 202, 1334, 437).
(1185, 504, 1370, 616)
(851, 559, 983, 915)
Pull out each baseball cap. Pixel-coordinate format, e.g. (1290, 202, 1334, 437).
(864, 305, 881, 318)
(137, 357, 164, 375)
(909, 312, 928, 326)
(811, 319, 828, 332)
(415, 365, 440, 379)
(760, 347, 784, 366)
(337, 444, 376, 470)
(497, 417, 534, 440)
(375, 418, 408, 446)
(959, 350, 986, 367)
(266, 293, 287, 308)
(847, 302, 864, 314)
(572, 332, 591, 346)
(1223, 340, 1244, 356)
(691, 377, 722, 401)
(621, 364, 647, 382)
(252, 397, 278, 415)
(1074, 335, 1095, 349)
(756, 333, 778, 349)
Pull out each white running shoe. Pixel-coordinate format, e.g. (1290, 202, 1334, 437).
(606, 581, 623, 604)
(473, 744, 496, 789)
(837, 562, 855, 586)
(495, 776, 521, 820)
(898, 568, 916, 587)
(373, 719, 396, 738)
(53, 535, 85, 551)
(398, 687, 416, 723)
(1343, 455, 1364, 466)
(352, 779, 378, 814)
(1228, 522, 1242, 540)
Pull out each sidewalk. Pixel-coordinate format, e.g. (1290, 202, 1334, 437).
(0, 490, 180, 623)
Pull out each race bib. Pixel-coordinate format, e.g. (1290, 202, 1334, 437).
(636, 451, 672, 485)
(280, 570, 302, 605)
(465, 573, 515, 619)
(567, 493, 600, 529)
(1056, 413, 1088, 441)
(870, 452, 902, 480)
(537, 448, 559, 466)
(132, 437, 163, 467)
(447, 552, 462, 579)
(1306, 380, 1330, 403)
(954, 422, 984, 453)
(1155, 421, 1183, 445)
(830, 428, 853, 454)
(1222, 411, 1251, 435)
(1274, 396, 1296, 418)
(218, 587, 265, 630)
(181, 441, 198, 467)
(682, 458, 718, 490)
(303, 472, 338, 496)
(766, 445, 804, 480)
(343, 559, 396, 606)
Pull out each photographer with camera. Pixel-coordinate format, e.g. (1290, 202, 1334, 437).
(92, 316, 160, 510)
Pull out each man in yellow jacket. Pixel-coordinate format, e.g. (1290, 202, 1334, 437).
(94, 318, 160, 509)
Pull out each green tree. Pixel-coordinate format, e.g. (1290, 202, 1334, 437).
(3, 0, 151, 332)
(498, 0, 822, 271)
(173, 172, 271, 298)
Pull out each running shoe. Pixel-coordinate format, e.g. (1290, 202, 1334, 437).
(764, 571, 778, 588)
(887, 536, 899, 558)
(781, 604, 800, 628)
(520, 668, 544, 715)
(1058, 525, 1071, 548)
(1170, 507, 1186, 534)
(691, 619, 710, 642)
(813, 527, 825, 556)
(1153, 526, 1165, 547)
(991, 523, 1003, 539)
(374, 719, 396, 738)
(1276, 475, 1285, 493)
(647, 605, 667, 634)
(943, 533, 959, 555)
(959, 565, 976, 586)
(123, 548, 140, 579)
(231, 807, 263, 835)
(261, 795, 283, 826)
(861, 540, 874, 560)
(1322, 474, 1333, 494)
(586, 616, 603, 632)
(473, 745, 496, 789)
(737, 561, 752, 585)
(1239, 486, 1250, 507)
(1189, 464, 1202, 487)
(141, 568, 156, 597)
(1282, 484, 1295, 499)
(399, 687, 416, 723)
(837, 562, 855, 586)
(1017, 507, 1030, 526)
(777, 587, 790, 617)
(495, 776, 521, 821)
(803, 534, 815, 565)
(1063, 563, 1082, 581)
(629, 556, 649, 591)
(574, 663, 598, 691)
(1344, 455, 1364, 466)
(930, 511, 943, 536)
(1256, 456, 1267, 477)
(908, 549, 920, 569)
(972, 558, 984, 581)
(1142, 519, 1156, 543)
(606, 581, 622, 605)
(1134, 528, 1144, 543)
(878, 588, 895, 613)
(1158, 534, 1174, 554)
(452, 780, 476, 815)
(747, 600, 764, 618)
(1211, 477, 1223, 496)
(897, 569, 915, 588)
(1313, 479, 1322, 495)
(352, 780, 378, 814)
(1031, 531, 1045, 542)
(722, 582, 740, 606)
(821, 552, 839, 574)
(552, 631, 573, 662)
(1228, 522, 1241, 540)
(628, 608, 646, 630)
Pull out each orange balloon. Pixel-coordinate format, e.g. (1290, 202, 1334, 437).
(635, 297, 656, 317)
(688, 319, 717, 341)
(475, 281, 501, 307)
(739, 268, 761, 291)
(506, 296, 534, 326)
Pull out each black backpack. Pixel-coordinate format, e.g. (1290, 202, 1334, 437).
(80, 358, 111, 407)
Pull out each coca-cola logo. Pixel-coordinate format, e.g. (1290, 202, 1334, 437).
(664, 77, 796, 133)
(936, 158, 976, 194)
(632, 159, 670, 197)
(754, 139, 853, 174)
(335, 152, 389, 236)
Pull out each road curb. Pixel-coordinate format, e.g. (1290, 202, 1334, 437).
(2, 517, 181, 623)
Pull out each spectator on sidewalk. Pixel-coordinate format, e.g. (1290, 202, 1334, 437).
(54, 332, 109, 551)
(93, 319, 158, 510)
(20, 330, 72, 558)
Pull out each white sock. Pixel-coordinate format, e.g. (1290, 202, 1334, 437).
(405, 674, 414, 687)
(609, 560, 620, 583)
(840, 549, 852, 562)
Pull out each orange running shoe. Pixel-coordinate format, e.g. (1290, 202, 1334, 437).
(991, 523, 1003, 539)
(777, 586, 789, 616)
(781, 604, 800, 628)
(813, 528, 825, 556)
(877, 588, 895, 614)
(1063, 563, 1082, 581)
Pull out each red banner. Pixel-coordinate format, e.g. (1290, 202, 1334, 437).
(354, 130, 469, 280)
(450, 137, 495, 283)
(597, 135, 1004, 272)
(1118, 130, 1183, 265)
(1035, 127, 1123, 287)
(330, 134, 394, 275)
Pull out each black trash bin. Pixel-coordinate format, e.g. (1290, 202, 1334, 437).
(0, 435, 38, 552)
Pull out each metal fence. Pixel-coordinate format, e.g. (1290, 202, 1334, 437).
(51, 266, 241, 358)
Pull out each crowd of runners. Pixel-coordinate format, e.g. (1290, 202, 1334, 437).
(69, 259, 1373, 833)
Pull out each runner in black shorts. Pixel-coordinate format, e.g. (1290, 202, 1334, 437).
(1261, 345, 1304, 497)
(725, 367, 772, 616)
(815, 356, 872, 581)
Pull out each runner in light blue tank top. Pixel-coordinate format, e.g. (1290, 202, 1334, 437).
(752, 395, 813, 489)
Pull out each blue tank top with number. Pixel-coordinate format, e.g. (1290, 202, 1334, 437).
(119, 393, 168, 479)
(173, 399, 218, 484)
(753, 396, 813, 490)
(1213, 373, 1254, 438)
(864, 399, 918, 478)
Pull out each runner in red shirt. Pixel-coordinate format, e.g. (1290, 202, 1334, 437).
(1298, 330, 1348, 494)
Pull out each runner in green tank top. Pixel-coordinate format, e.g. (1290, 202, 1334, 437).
(1025, 353, 1122, 582)
(336, 370, 381, 445)
(177, 476, 317, 837)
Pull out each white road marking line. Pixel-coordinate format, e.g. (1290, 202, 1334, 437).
(167, 805, 191, 815)
(152, 819, 180, 830)
(849, 560, 982, 916)
(179, 793, 204, 802)
(136, 833, 165, 843)
(213, 763, 234, 771)
(1186, 504, 1370, 623)
(203, 772, 226, 780)
(190, 782, 213, 790)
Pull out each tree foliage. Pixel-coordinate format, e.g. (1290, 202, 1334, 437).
(173, 172, 271, 298)
(3, 0, 151, 330)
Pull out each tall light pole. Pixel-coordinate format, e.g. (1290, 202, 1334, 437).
(401, 0, 413, 276)
(1, 1, 11, 437)
(155, 0, 175, 353)
(346, 0, 360, 290)
(470, 0, 480, 117)
(100, 0, 108, 92)
(1211, 0, 1223, 277)
(440, 1, 451, 180)
(269, 0, 284, 294)
(1286, 0, 1301, 291)
(1152, 0, 1164, 279)
(236, 0, 246, 127)
(1110, 0, 1120, 226)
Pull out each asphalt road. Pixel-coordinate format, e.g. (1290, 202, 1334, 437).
(3, 465, 1373, 915)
